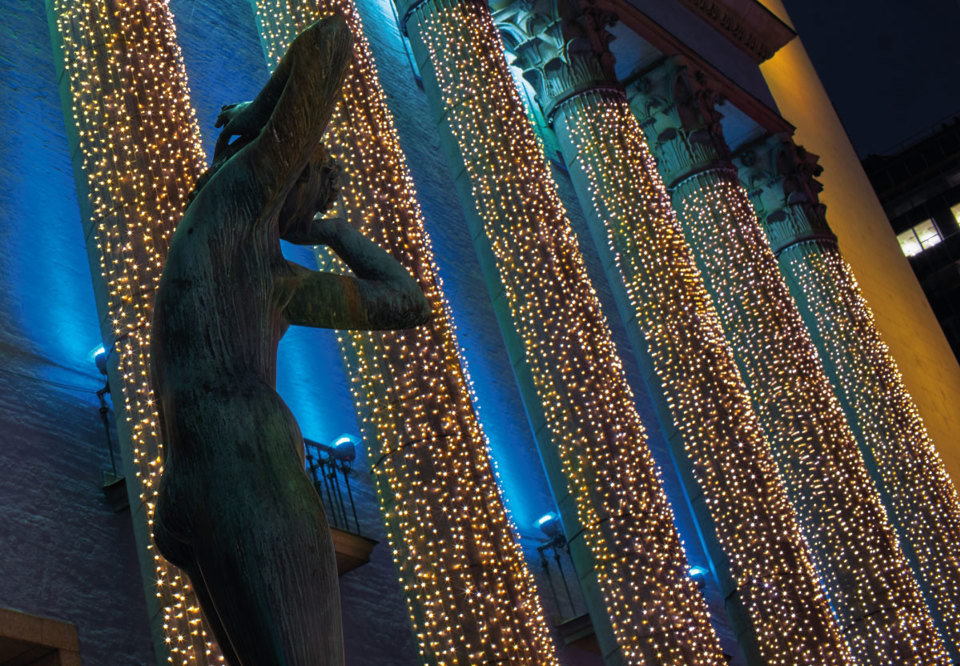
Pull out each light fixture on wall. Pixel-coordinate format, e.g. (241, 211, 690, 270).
(688, 565, 709, 590)
(90, 342, 126, 512)
(305, 435, 363, 534)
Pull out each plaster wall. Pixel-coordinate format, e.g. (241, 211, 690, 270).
(0, 1, 155, 663)
(755, 0, 960, 485)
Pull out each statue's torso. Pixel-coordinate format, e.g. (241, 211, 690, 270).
(151, 155, 300, 467)
(153, 157, 290, 391)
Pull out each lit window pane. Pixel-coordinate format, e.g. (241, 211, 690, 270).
(951, 203, 960, 226)
(898, 230, 923, 257)
(915, 219, 942, 249)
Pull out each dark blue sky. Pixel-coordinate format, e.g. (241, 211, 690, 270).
(782, 0, 960, 157)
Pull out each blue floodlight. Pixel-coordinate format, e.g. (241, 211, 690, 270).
(88, 343, 110, 376)
(331, 433, 359, 462)
(535, 512, 561, 538)
(688, 565, 709, 578)
(87, 343, 105, 362)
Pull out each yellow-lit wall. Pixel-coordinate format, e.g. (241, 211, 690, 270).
(757, 0, 960, 483)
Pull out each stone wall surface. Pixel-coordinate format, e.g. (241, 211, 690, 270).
(0, 1, 155, 663)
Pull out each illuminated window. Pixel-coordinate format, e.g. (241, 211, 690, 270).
(898, 219, 942, 257)
(951, 203, 960, 226)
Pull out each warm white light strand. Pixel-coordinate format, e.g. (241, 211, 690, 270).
(559, 92, 853, 665)
(252, 1, 558, 662)
(51, 0, 220, 662)
(409, 1, 727, 661)
(671, 171, 947, 663)
(785, 241, 960, 650)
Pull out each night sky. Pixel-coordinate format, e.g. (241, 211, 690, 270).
(781, 0, 960, 157)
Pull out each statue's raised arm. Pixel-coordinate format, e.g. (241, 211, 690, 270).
(216, 15, 352, 208)
(279, 216, 432, 331)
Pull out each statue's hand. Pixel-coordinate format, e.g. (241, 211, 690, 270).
(310, 216, 344, 245)
(214, 101, 265, 156)
(215, 102, 258, 132)
(314, 156, 343, 216)
(282, 216, 347, 246)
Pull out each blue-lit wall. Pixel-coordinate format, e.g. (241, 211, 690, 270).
(1, 0, 733, 662)
(0, 1, 153, 663)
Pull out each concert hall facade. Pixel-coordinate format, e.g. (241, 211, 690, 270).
(3, 0, 960, 664)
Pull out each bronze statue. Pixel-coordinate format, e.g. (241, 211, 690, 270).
(150, 16, 430, 665)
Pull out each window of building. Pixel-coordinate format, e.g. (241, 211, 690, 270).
(898, 219, 942, 257)
(951, 202, 960, 227)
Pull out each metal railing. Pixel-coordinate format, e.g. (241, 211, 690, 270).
(530, 514, 587, 622)
(304, 437, 362, 535)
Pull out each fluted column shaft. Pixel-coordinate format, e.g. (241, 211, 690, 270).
(738, 135, 960, 659)
(398, 0, 726, 662)
(251, 1, 557, 663)
(552, 87, 852, 666)
(629, 59, 947, 664)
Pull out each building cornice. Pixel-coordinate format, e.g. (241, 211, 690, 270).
(673, 0, 795, 63)
(596, 0, 792, 134)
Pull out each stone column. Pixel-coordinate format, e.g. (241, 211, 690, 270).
(46, 0, 219, 663)
(250, 1, 557, 663)
(629, 57, 947, 663)
(737, 133, 960, 658)
(397, 0, 726, 662)
(494, 4, 850, 664)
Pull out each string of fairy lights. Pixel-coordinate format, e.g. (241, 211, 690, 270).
(252, 1, 557, 662)
(782, 240, 960, 651)
(50, 0, 220, 663)
(51, 0, 960, 661)
(662, 141, 947, 660)
(405, 1, 736, 661)
(556, 90, 854, 664)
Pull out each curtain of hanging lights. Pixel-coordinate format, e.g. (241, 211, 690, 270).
(251, 1, 558, 662)
(784, 242, 960, 650)
(49, 0, 220, 662)
(404, 0, 730, 661)
(557, 91, 854, 665)
(671, 170, 947, 662)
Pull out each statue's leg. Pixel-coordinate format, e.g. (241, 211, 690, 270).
(155, 469, 242, 664)
(184, 566, 242, 665)
(188, 451, 343, 665)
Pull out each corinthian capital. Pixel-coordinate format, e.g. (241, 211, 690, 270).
(492, 0, 620, 117)
(625, 57, 729, 185)
(735, 133, 835, 253)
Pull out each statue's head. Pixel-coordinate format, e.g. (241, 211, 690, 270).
(186, 136, 341, 233)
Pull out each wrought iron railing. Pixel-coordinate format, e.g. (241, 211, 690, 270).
(304, 437, 362, 534)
